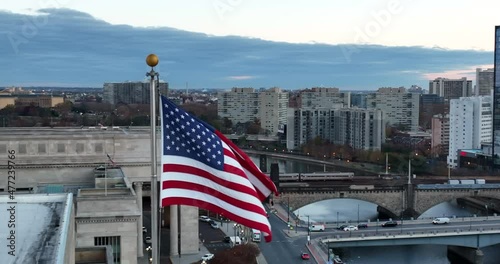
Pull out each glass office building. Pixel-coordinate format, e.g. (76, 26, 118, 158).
(493, 26, 500, 169)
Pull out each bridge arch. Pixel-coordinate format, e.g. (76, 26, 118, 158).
(275, 189, 406, 218)
(414, 189, 500, 217)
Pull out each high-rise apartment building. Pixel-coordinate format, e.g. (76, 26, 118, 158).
(286, 108, 384, 150)
(366, 87, 420, 131)
(419, 94, 446, 129)
(217, 87, 259, 125)
(103, 81, 168, 105)
(448, 96, 492, 168)
(259, 87, 289, 134)
(351, 93, 368, 108)
(431, 114, 450, 157)
(217, 87, 288, 134)
(476, 68, 494, 96)
(429, 77, 473, 101)
(297, 87, 350, 109)
(493, 26, 500, 169)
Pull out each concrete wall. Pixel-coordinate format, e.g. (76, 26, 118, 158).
(76, 219, 139, 264)
(64, 201, 76, 264)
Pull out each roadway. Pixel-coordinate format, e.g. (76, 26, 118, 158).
(258, 212, 314, 264)
(297, 217, 500, 241)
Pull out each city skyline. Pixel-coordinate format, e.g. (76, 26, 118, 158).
(0, 7, 495, 89)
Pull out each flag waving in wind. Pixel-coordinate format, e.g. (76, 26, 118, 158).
(160, 95, 278, 242)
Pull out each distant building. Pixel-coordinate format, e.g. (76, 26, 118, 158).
(431, 114, 450, 157)
(0, 96, 15, 109)
(286, 107, 384, 150)
(0, 193, 75, 264)
(476, 68, 494, 96)
(448, 96, 492, 168)
(15, 94, 64, 108)
(103, 81, 168, 105)
(429, 77, 473, 101)
(217, 87, 288, 134)
(297, 87, 350, 109)
(350, 93, 368, 108)
(493, 26, 500, 169)
(366, 87, 420, 131)
(419, 94, 446, 129)
(258, 87, 289, 135)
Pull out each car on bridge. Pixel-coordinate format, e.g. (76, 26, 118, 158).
(357, 223, 368, 228)
(337, 224, 349, 230)
(382, 221, 398, 227)
(343, 225, 358, 231)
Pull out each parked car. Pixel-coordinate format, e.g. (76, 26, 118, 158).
(357, 223, 368, 228)
(142, 226, 147, 233)
(199, 216, 211, 222)
(343, 225, 358, 231)
(382, 221, 398, 227)
(201, 253, 215, 261)
(301, 253, 310, 260)
(223, 236, 231, 243)
(145, 236, 151, 244)
(210, 222, 220, 229)
(432, 217, 450, 224)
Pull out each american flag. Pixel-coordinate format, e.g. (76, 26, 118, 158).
(159, 95, 278, 242)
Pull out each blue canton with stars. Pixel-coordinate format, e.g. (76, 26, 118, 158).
(161, 96, 224, 170)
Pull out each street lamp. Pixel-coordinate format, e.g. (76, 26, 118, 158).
(336, 212, 339, 228)
(357, 204, 360, 224)
(287, 196, 290, 225)
(485, 205, 489, 220)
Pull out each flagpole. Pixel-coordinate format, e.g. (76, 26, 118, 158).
(146, 54, 160, 264)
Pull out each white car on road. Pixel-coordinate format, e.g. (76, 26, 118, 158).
(199, 216, 211, 222)
(201, 253, 214, 261)
(343, 225, 358, 231)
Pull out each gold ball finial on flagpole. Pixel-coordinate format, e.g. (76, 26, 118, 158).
(146, 54, 159, 67)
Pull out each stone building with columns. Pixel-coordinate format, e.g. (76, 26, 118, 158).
(0, 127, 200, 263)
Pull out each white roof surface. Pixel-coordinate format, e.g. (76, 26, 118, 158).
(0, 194, 71, 264)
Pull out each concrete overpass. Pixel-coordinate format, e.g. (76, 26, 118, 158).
(320, 217, 500, 264)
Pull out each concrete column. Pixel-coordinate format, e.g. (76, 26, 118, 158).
(170, 205, 178, 256)
(474, 249, 484, 264)
(135, 182, 144, 257)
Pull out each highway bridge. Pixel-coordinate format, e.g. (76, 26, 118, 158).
(318, 216, 500, 264)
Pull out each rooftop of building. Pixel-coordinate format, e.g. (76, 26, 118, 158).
(0, 193, 72, 264)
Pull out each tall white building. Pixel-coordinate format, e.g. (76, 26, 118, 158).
(475, 68, 494, 96)
(217, 87, 288, 134)
(447, 96, 492, 167)
(298, 87, 350, 108)
(366, 87, 420, 131)
(217, 87, 259, 125)
(286, 108, 384, 150)
(429, 77, 473, 101)
(259, 87, 289, 134)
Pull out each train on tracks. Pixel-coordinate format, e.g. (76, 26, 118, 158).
(275, 172, 355, 182)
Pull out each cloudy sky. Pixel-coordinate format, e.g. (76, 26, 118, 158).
(0, 1, 498, 90)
